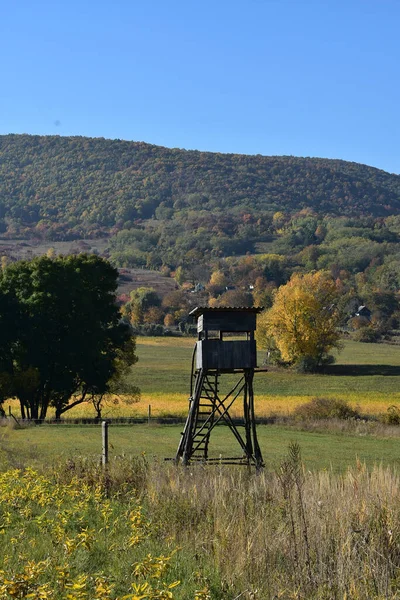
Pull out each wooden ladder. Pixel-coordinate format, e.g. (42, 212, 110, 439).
(190, 372, 219, 460)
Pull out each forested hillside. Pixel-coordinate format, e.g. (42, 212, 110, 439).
(1, 134, 400, 240)
(1, 134, 400, 345)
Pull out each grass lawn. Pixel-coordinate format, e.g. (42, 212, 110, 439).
(2, 336, 400, 476)
(2, 422, 400, 473)
(132, 338, 400, 411)
(5, 337, 400, 419)
(122, 337, 400, 417)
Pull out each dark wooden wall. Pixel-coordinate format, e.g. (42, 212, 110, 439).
(196, 340, 257, 370)
(197, 312, 257, 333)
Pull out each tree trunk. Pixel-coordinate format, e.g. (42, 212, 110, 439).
(58, 389, 88, 417)
(20, 401, 26, 420)
(92, 395, 104, 420)
(39, 404, 47, 421)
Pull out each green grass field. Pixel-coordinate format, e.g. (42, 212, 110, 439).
(2, 422, 400, 473)
(2, 336, 400, 474)
(125, 337, 400, 416)
(132, 337, 400, 395)
(5, 336, 400, 418)
(3, 336, 400, 599)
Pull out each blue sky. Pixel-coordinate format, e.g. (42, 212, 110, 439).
(1, 0, 399, 173)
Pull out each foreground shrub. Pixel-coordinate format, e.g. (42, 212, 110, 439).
(293, 396, 361, 420)
(145, 452, 400, 599)
(0, 467, 209, 599)
(54, 454, 150, 497)
(4, 453, 400, 598)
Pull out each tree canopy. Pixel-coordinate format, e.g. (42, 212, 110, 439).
(0, 255, 137, 420)
(257, 271, 342, 371)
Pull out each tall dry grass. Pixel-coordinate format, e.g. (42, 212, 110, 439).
(54, 449, 400, 599)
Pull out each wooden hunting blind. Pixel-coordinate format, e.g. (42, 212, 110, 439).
(175, 307, 264, 469)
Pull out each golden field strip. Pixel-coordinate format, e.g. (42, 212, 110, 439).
(5, 392, 398, 419)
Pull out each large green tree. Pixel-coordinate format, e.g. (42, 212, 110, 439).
(0, 288, 20, 415)
(0, 255, 137, 420)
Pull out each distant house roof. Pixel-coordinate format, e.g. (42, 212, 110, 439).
(355, 305, 371, 317)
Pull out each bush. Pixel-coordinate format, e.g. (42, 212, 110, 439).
(382, 405, 400, 425)
(130, 323, 170, 336)
(294, 397, 360, 420)
(348, 315, 370, 330)
(294, 353, 335, 373)
(353, 327, 381, 343)
(294, 356, 319, 373)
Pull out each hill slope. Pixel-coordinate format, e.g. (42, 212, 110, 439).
(1, 134, 400, 239)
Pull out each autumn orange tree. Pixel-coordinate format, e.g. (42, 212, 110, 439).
(257, 271, 342, 371)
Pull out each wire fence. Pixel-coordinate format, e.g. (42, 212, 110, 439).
(0, 415, 277, 427)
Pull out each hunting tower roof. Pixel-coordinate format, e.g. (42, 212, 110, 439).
(189, 306, 263, 318)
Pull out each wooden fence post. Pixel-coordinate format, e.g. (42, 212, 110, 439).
(102, 421, 109, 466)
(148, 404, 151, 425)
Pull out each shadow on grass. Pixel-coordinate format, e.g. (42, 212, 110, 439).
(325, 364, 400, 376)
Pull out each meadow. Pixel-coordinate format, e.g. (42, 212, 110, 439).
(102, 336, 400, 417)
(2, 337, 400, 598)
(5, 336, 397, 419)
(2, 448, 400, 598)
(2, 421, 400, 473)
(2, 336, 400, 473)
(1, 336, 400, 472)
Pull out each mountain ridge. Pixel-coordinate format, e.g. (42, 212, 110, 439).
(1, 134, 400, 240)
(5, 133, 396, 174)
